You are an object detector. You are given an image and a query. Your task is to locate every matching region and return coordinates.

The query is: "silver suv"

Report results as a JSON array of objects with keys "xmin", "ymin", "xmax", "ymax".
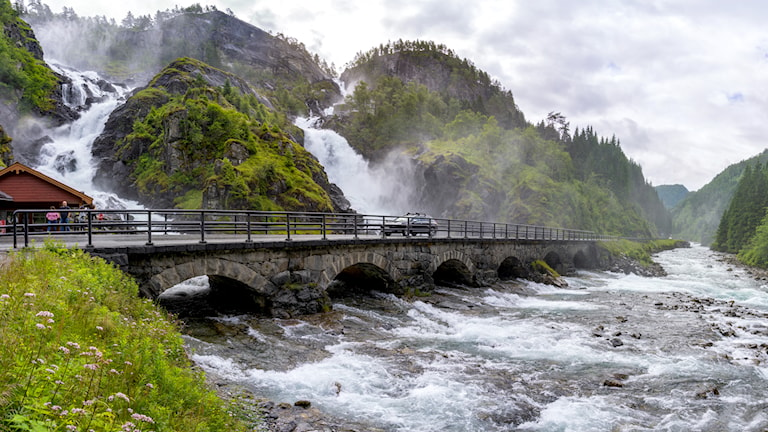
[{"xmin": 383, "ymin": 212, "xmax": 437, "ymax": 236}]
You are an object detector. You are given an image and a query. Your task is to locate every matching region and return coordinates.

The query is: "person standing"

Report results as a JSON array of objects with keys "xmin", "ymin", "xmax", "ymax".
[
  {"xmin": 59, "ymin": 200, "xmax": 71, "ymax": 231},
  {"xmin": 46, "ymin": 206, "xmax": 60, "ymax": 232}
]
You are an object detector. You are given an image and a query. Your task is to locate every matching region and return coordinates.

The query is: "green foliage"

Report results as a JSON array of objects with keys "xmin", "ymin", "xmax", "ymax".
[
  {"xmin": 598, "ymin": 239, "xmax": 683, "ymax": 268},
  {"xmin": 121, "ymin": 59, "xmax": 334, "ymax": 211},
  {"xmin": 0, "ymin": 245, "xmax": 260, "ymax": 431},
  {"xmin": 562, "ymin": 126, "xmax": 672, "ymax": 236},
  {"xmin": 531, "ymin": 259, "xmax": 560, "ymax": 277},
  {"xmin": 712, "ymin": 163, "xmax": 768, "ymax": 253},
  {"xmin": 0, "ymin": 0, "xmax": 58, "ymax": 113},
  {"xmin": 738, "ymin": 211, "xmax": 768, "ymax": 268},
  {"xmin": 672, "ymin": 149, "xmax": 768, "ymax": 245},
  {"xmin": 335, "ymin": 49, "xmax": 666, "ymax": 236}
]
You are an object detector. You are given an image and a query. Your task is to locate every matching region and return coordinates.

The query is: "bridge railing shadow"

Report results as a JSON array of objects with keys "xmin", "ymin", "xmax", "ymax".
[{"xmin": 2, "ymin": 209, "xmax": 619, "ymax": 248}]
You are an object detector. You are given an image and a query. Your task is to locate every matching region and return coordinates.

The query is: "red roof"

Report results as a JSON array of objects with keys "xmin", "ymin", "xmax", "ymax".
[{"xmin": 0, "ymin": 162, "xmax": 93, "ymax": 208}]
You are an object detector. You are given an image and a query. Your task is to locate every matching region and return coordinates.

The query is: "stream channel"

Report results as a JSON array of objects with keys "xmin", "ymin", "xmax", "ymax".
[{"xmin": 166, "ymin": 245, "xmax": 768, "ymax": 431}]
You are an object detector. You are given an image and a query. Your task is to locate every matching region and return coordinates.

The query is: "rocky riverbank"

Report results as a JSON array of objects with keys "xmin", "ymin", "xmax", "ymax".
[{"xmin": 193, "ymin": 240, "xmax": 702, "ymax": 431}]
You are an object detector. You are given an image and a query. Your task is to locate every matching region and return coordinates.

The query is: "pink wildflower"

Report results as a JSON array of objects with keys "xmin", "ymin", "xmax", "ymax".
[
  {"xmin": 35, "ymin": 323, "xmax": 46, "ymax": 330},
  {"xmin": 145, "ymin": 383, "xmax": 154, "ymax": 389},
  {"xmin": 96, "ymin": 326, "xmax": 103, "ymax": 331},
  {"xmin": 36, "ymin": 311, "xmax": 54, "ymax": 318},
  {"xmin": 58, "ymin": 346, "xmax": 70, "ymax": 355},
  {"xmin": 131, "ymin": 413, "xmax": 154, "ymax": 423},
  {"xmin": 0, "ymin": 294, "xmax": 9, "ymax": 299},
  {"xmin": 24, "ymin": 293, "xmax": 35, "ymax": 297},
  {"xmin": 70, "ymin": 408, "xmax": 86, "ymax": 415},
  {"xmin": 66, "ymin": 341, "xmax": 80, "ymax": 349},
  {"xmin": 83, "ymin": 363, "xmax": 99, "ymax": 371}
]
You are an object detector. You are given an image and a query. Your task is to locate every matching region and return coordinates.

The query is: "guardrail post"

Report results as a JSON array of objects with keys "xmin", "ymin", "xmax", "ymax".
[
  {"xmin": 285, "ymin": 214, "xmax": 292, "ymax": 241},
  {"xmin": 146, "ymin": 210, "xmax": 154, "ymax": 246},
  {"xmin": 12, "ymin": 215, "xmax": 17, "ymax": 248},
  {"xmin": 23, "ymin": 215, "xmax": 29, "ymax": 247},
  {"xmin": 322, "ymin": 214, "xmax": 327, "ymax": 240},
  {"xmin": 447, "ymin": 219, "xmax": 451, "ymax": 239},
  {"xmin": 86, "ymin": 210, "xmax": 93, "ymax": 248},
  {"xmin": 381, "ymin": 216, "xmax": 386, "ymax": 239},
  {"xmin": 199, "ymin": 211, "xmax": 207, "ymax": 244},
  {"xmin": 354, "ymin": 215, "xmax": 359, "ymax": 239},
  {"xmin": 464, "ymin": 221, "xmax": 468, "ymax": 239},
  {"xmin": 246, "ymin": 213, "xmax": 253, "ymax": 243}
]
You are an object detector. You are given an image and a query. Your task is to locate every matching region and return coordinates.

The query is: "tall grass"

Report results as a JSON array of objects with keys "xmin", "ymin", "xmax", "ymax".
[{"xmin": 0, "ymin": 242, "xmax": 259, "ymax": 431}]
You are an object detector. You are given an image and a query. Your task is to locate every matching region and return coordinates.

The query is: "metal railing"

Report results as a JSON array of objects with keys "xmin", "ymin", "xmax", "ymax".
[{"xmin": 1, "ymin": 209, "xmax": 618, "ymax": 248}]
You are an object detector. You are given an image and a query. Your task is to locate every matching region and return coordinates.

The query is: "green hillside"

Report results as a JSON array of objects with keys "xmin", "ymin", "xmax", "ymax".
[{"xmin": 671, "ymin": 149, "xmax": 768, "ymax": 245}]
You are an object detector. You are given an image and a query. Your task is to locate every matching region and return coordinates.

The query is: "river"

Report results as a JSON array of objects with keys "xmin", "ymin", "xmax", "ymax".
[{"xmin": 177, "ymin": 245, "xmax": 768, "ymax": 431}]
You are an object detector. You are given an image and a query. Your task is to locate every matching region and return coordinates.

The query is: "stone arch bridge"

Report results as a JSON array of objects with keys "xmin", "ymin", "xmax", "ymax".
[{"xmin": 89, "ymin": 237, "xmax": 601, "ymax": 318}]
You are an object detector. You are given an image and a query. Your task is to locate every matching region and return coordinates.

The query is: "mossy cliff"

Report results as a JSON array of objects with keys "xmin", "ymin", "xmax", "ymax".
[
  {"xmin": 92, "ymin": 57, "xmax": 348, "ymax": 211},
  {"xmin": 0, "ymin": 0, "xmax": 77, "ymax": 140}
]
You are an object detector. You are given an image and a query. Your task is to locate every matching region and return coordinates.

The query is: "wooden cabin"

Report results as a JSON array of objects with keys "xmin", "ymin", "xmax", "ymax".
[{"xmin": 0, "ymin": 162, "xmax": 93, "ymax": 227}]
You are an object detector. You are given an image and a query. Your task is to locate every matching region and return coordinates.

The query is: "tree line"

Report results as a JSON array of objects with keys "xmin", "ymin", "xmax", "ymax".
[{"xmin": 712, "ymin": 162, "xmax": 768, "ymax": 267}]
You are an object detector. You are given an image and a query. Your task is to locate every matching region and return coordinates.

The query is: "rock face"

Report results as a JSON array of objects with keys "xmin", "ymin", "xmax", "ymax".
[
  {"xmin": 340, "ymin": 49, "xmax": 525, "ymax": 130},
  {"xmin": 98, "ymin": 11, "xmax": 341, "ymax": 115},
  {"xmin": 91, "ymin": 57, "xmax": 348, "ymax": 212},
  {"xmin": 91, "ymin": 58, "xmax": 266, "ymax": 202},
  {"xmin": 0, "ymin": 12, "xmax": 78, "ymax": 158}
]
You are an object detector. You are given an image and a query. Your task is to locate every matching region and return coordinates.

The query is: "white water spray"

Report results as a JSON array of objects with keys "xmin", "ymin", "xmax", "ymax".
[
  {"xmin": 295, "ymin": 115, "xmax": 419, "ymax": 216},
  {"xmin": 32, "ymin": 63, "xmax": 139, "ymax": 209}
]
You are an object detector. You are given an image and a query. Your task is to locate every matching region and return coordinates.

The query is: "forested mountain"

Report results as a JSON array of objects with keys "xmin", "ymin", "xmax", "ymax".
[
  {"xmin": 21, "ymin": 1, "xmax": 340, "ymax": 116},
  {"xmin": 655, "ymin": 184, "xmax": 689, "ymax": 209},
  {"xmin": 1, "ymin": 1, "xmax": 672, "ymax": 237},
  {"xmin": 712, "ymin": 163, "xmax": 768, "ymax": 253},
  {"xmin": 90, "ymin": 57, "xmax": 348, "ymax": 211},
  {"xmin": 710, "ymin": 161, "xmax": 768, "ymax": 268},
  {"xmin": 329, "ymin": 42, "xmax": 669, "ymax": 236},
  {"xmin": 671, "ymin": 149, "xmax": 768, "ymax": 245}
]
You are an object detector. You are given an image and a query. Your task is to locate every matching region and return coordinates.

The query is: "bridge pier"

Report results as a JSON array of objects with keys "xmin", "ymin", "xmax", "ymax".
[{"xmin": 90, "ymin": 238, "xmax": 600, "ymax": 318}]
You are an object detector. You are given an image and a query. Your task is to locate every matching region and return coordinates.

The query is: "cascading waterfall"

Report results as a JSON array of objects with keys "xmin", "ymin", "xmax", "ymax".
[
  {"xmin": 32, "ymin": 63, "xmax": 137, "ymax": 209},
  {"xmin": 295, "ymin": 91, "xmax": 419, "ymax": 215}
]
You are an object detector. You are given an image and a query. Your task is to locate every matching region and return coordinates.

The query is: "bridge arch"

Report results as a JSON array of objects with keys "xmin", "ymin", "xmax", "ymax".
[
  {"xmin": 433, "ymin": 259, "xmax": 475, "ymax": 287},
  {"xmin": 498, "ymin": 256, "xmax": 527, "ymax": 280},
  {"xmin": 148, "ymin": 258, "xmax": 269, "ymax": 298},
  {"xmin": 318, "ymin": 250, "xmax": 400, "ymax": 297},
  {"xmin": 326, "ymin": 262, "xmax": 396, "ymax": 297},
  {"xmin": 573, "ymin": 245, "xmax": 599, "ymax": 269},
  {"xmin": 543, "ymin": 250, "xmax": 564, "ymax": 274}
]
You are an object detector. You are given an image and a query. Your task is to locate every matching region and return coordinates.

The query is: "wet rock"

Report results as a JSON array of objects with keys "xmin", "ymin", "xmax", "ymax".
[
  {"xmin": 603, "ymin": 379, "xmax": 624, "ymax": 388},
  {"xmin": 294, "ymin": 400, "xmax": 312, "ymax": 408},
  {"xmin": 695, "ymin": 387, "xmax": 720, "ymax": 399},
  {"xmin": 610, "ymin": 338, "xmax": 624, "ymax": 347}
]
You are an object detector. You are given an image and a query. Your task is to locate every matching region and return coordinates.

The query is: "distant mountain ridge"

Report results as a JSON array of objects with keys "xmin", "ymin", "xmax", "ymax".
[
  {"xmin": 655, "ymin": 184, "xmax": 689, "ymax": 209},
  {"xmin": 671, "ymin": 149, "xmax": 768, "ymax": 245}
]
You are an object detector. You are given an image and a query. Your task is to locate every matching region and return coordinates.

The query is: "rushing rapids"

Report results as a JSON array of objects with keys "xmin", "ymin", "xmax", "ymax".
[{"xmin": 180, "ymin": 245, "xmax": 768, "ymax": 431}]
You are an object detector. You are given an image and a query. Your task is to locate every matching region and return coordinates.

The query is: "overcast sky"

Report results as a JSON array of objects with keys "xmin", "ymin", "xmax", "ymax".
[{"xmin": 40, "ymin": 0, "xmax": 768, "ymax": 191}]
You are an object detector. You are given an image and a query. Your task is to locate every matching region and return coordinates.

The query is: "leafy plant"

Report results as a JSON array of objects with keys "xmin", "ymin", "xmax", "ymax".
[{"xmin": 0, "ymin": 245, "xmax": 262, "ymax": 431}]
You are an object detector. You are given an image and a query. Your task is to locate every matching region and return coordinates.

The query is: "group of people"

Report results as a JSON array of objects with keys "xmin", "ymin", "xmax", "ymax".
[{"xmin": 45, "ymin": 201, "xmax": 101, "ymax": 232}]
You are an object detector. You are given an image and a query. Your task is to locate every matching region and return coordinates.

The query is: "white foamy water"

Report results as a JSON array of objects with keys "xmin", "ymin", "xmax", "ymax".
[
  {"xmin": 183, "ymin": 244, "xmax": 768, "ymax": 431},
  {"xmin": 295, "ymin": 116, "xmax": 416, "ymax": 215},
  {"xmin": 32, "ymin": 63, "xmax": 139, "ymax": 210}
]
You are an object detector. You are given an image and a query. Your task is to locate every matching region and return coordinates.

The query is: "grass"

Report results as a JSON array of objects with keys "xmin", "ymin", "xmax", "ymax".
[
  {"xmin": 597, "ymin": 238, "xmax": 684, "ymax": 267},
  {"xmin": 0, "ymin": 241, "xmax": 262, "ymax": 431}
]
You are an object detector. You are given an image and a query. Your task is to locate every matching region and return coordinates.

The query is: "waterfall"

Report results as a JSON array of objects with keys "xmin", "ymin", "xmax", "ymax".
[
  {"xmin": 33, "ymin": 63, "xmax": 138, "ymax": 209},
  {"xmin": 296, "ymin": 116, "xmax": 418, "ymax": 216}
]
